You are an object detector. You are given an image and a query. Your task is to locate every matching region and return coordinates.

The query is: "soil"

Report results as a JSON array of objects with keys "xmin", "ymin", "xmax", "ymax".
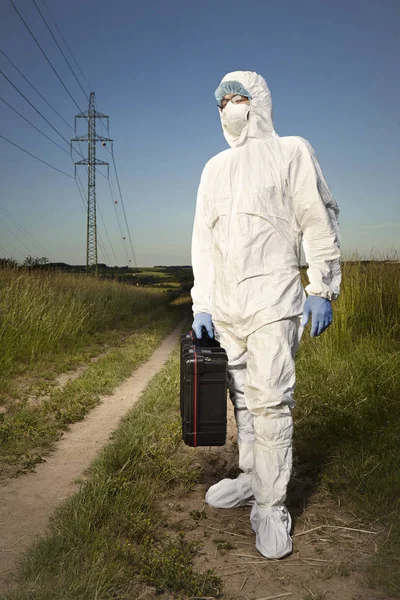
[
  {"xmin": 0, "ymin": 321, "xmax": 184, "ymax": 592},
  {"xmin": 159, "ymin": 403, "xmax": 393, "ymax": 600}
]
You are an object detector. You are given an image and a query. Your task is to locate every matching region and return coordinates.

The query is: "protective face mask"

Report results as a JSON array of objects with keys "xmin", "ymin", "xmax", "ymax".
[{"xmin": 221, "ymin": 101, "xmax": 250, "ymax": 136}]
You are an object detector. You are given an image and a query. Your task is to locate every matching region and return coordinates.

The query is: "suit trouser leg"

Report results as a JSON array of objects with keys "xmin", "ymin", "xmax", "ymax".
[
  {"xmin": 245, "ymin": 317, "xmax": 303, "ymax": 507},
  {"xmin": 214, "ymin": 324, "xmax": 254, "ymax": 474},
  {"xmin": 216, "ymin": 317, "xmax": 303, "ymax": 502},
  {"xmin": 212, "ymin": 317, "xmax": 303, "ymax": 556}
]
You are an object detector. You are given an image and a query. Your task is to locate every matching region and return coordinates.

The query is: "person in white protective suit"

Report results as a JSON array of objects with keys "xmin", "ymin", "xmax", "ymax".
[{"xmin": 190, "ymin": 71, "xmax": 341, "ymax": 559}]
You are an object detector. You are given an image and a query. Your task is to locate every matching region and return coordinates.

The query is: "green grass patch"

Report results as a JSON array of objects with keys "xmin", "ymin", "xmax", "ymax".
[
  {"xmin": 137, "ymin": 534, "xmax": 221, "ymax": 596},
  {"xmin": 0, "ymin": 268, "xmax": 168, "ymax": 387},
  {"xmin": 4, "ymin": 346, "xmax": 222, "ymax": 600},
  {"xmin": 134, "ymin": 271, "xmax": 171, "ymax": 279},
  {"xmin": 295, "ymin": 261, "xmax": 400, "ymax": 596},
  {"xmin": 0, "ymin": 305, "xmax": 183, "ymax": 478}
]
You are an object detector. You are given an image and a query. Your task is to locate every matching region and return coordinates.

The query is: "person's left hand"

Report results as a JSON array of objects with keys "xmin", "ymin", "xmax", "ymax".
[{"xmin": 302, "ymin": 296, "xmax": 332, "ymax": 337}]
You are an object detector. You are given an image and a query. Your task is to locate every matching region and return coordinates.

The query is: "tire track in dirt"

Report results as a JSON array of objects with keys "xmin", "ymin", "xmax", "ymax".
[{"xmin": 0, "ymin": 321, "xmax": 184, "ymax": 591}]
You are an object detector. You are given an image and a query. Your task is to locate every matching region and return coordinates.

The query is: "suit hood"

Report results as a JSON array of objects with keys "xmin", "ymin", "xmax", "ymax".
[{"xmin": 218, "ymin": 70, "xmax": 277, "ymax": 148}]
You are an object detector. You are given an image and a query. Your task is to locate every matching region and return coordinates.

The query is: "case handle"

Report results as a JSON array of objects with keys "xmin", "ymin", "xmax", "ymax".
[{"xmin": 192, "ymin": 327, "xmax": 220, "ymax": 348}]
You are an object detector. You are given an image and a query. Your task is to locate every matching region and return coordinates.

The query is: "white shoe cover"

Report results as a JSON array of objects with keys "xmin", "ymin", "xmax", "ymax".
[
  {"xmin": 205, "ymin": 472, "xmax": 254, "ymax": 508},
  {"xmin": 250, "ymin": 503, "xmax": 292, "ymax": 559}
]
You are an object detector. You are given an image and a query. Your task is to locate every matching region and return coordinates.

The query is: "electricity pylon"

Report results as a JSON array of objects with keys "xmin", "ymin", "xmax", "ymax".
[{"xmin": 71, "ymin": 92, "xmax": 112, "ymax": 274}]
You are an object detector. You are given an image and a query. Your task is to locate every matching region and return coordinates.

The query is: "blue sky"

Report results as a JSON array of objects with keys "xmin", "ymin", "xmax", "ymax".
[{"xmin": 0, "ymin": 0, "xmax": 399, "ymax": 266}]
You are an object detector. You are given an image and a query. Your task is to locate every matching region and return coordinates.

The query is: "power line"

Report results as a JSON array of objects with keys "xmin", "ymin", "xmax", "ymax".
[
  {"xmin": 97, "ymin": 238, "xmax": 109, "ymax": 265},
  {"xmin": 76, "ymin": 170, "xmax": 118, "ymax": 266},
  {"xmin": 100, "ymin": 139, "xmax": 137, "ymax": 267},
  {"xmin": 107, "ymin": 174, "xmax": 131, "ymax": 265},
  {"xmin": 9, "ymin": 0, "xmax": 84, "ymax": 114},
  {"xmin": 39, "ymin": 0, "xmax": 92, "ymax": 93},
  {"xmin": 96, "ymin": 203, "xmax": 118, "ymax": 266},
  {"xmin": 109, "ymin": 148, "xmax": 138, "ymax": 267},
  {"xmin": 0, "ymin": 201, "xmax": 48, "ymax": 257},
  {"xmin": 0, "ymin": 48, "xmax": 74, "ymax": 132},
  {"xmin": 32, "ymin": 0, "xmax": 89, "ymax": 101},
  {"xmin": 94, "ymin": 99, "xmax": 134, "ymax": 257},
  {"xmin": 95, "ymin": 97, "xmax": 109, "ymax": 136},
  {"xmin": 1, "ymin": 69, "xmax": 81, "ymax": 153},
  {"xmin": 0, "ymin": 133, "xmax": 74, "ymax": 178},
  {"xmin": 0, "ymin": 240, "xmax": 14, "ymax": 259},
  {"xmin": 74, "ymin": 169, "xmax": 87, "ymax": 212},
  {"xmin": 95, "ymin": 227, "xmax": 110, "ymax": 266},
  {"xmin": 1, "ymin": 68, "xmax": 86, "ymax": 166},
  {"xmin": 0, "ymin": 218, "xmax": 38, "ymax": 259},
  {"xmin": 0, "ymin": 94, "xmax": 69, "ymax": 155},
  {"xmin": 0, "ymin": 235, "xmax": 25, "ymax": 261}
]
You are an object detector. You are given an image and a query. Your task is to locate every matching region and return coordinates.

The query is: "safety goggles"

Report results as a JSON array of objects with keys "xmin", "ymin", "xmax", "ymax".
[{"xmin": 218, "ymin": 94, "xmax": 250, "ymax": 110}]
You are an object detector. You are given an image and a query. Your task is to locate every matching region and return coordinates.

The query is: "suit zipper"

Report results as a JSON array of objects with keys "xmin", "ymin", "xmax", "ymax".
[{"xmin": 226, "ymin": 151, "xmax": 235, "ymax": 317}]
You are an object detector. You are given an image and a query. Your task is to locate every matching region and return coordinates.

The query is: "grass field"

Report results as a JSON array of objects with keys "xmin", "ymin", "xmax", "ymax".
[
  {"xmin": 0, "ymin": 268, "xmax": 184, "ymax": 478},
  {"xmin": 134, "ymin": 271, "xmax": 170, "ymax": 278},
  {"xmin": 0, "ymin": 268, "xmax": 170, "ymax": 387},
  {"xmin": 2, "ymin": 260, "xmax": 399, "ymax": 598},
  {"xmin": 3, "ymin": 344, "xmax": 223, "ymax": 600},
  {"xmin": 118, "ymin": 271, "xmax": 170, "ymax": 279},
  {"xmin": 295, "ymin": 260, "xmax": 400, "ymax": 596}
]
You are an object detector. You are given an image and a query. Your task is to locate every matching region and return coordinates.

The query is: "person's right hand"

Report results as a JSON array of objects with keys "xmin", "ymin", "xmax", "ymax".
[{"xmin": 192, "ymin": 312, "xmax": 213, "ymax": 338}]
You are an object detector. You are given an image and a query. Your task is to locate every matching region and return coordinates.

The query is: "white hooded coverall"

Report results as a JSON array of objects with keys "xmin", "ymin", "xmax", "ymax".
[{"xmin": 191, "ymin": 71, "xmax": 341, "ymax": 558}]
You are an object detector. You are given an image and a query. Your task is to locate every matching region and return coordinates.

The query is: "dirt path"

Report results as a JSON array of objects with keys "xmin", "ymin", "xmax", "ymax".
[
  {"xmin": 161, "ymin": 404, "xmax": 392, "ymax": 600},
  {"xmin": 0, "ymin": 321, "xmax": 184, "ymax": 591}
]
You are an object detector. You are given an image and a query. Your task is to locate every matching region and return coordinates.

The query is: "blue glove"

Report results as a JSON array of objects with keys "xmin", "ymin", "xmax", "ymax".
[
  {"xmin": 302, "ymin": 296, "xmax": 332, "ymax": 337},
  {"xmin": 192, "ymin": 312, "xmax": 213, "ymax": 339}
]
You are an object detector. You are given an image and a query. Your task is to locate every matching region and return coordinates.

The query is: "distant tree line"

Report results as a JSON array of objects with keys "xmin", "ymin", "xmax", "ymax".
[
  {"xmin": 0, "ymin": 257, "xmax": 195, "ymax": 293},
  {"xmin": 0, "ymin": 256, "xmax": 49, "ymax": 269}
]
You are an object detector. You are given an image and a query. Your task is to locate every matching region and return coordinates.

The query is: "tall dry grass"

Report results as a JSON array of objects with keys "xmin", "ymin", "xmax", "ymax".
[
  {"xmin": 296, "ymin": 260, "xmax": 400, "ymax": 595},
  {"xmin": 0, "ymin": 268, "xmax": 166, "ymax": 379},
  {"xmin": 1, "ymin": 261, "xmax": 399, "ymax": 598},
  {"xmin": 330, "ymin": 261, "xmax": 399, "ymax": 340}
]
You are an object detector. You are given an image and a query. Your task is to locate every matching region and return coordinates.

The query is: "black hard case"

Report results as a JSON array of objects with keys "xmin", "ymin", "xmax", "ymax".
[{"xmin": 180, "ymin": 330, "xmax": 228, "ymax": 447}]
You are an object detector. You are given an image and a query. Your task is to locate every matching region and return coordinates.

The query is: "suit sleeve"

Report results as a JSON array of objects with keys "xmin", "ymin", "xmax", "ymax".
[
  {"xmin": 289, "ymin": 139, "xmax": 341, "ymax": 300},
  {"xmin": 190, "ymin": 170, "xmax": 214, "ymax": 316}
]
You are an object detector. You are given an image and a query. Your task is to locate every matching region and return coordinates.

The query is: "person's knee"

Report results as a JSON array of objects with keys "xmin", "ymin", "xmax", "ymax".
[
  {"xmin": 245, "ymin": 382, "xmax": 295, "ymax": 414},
  {"xmin": 253, "ymin": 411, "xmax": 293, "ymax": 449}
]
